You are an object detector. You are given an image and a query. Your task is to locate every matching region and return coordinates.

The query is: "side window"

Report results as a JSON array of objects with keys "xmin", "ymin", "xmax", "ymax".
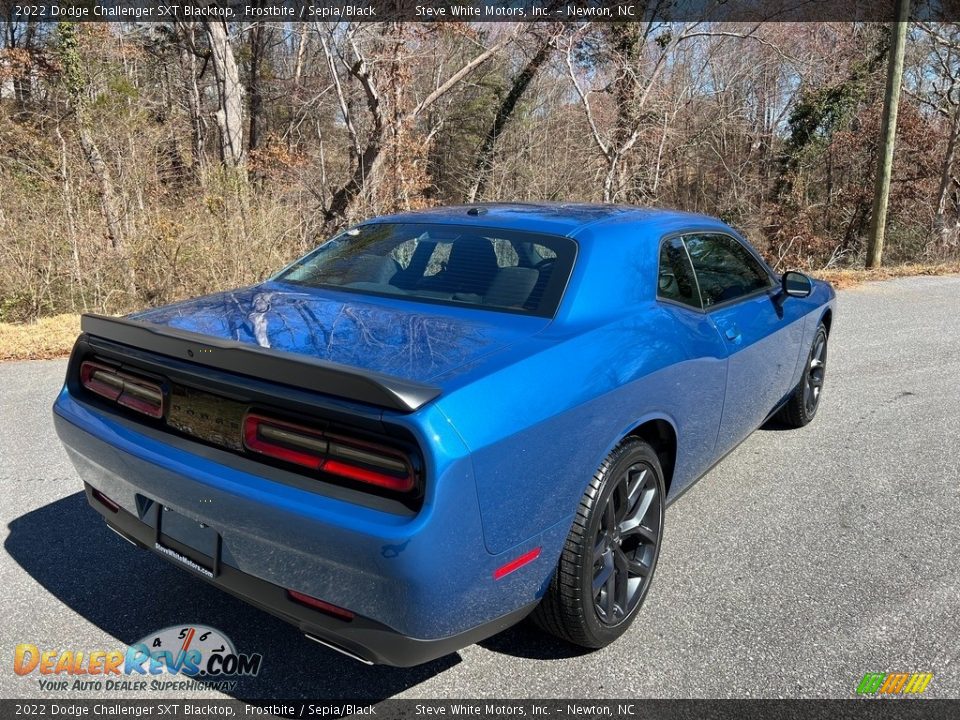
[
  {"xmin": 683, "ymin": 233, "xmax": 771, "ymax": 308},
  {"xmin": 658, "ymin": 237, "xmax": 701, "ymax": 309}
]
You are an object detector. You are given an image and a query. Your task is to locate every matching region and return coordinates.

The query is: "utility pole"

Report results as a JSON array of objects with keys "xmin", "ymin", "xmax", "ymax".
[{"xmin": 866, "ymin": 0, "xmax": 910, "ymax": 269}]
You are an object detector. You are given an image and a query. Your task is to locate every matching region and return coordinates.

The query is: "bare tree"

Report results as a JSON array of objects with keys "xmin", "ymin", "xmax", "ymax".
[
  {"xmin": 174, "ymin": 21, "xmax": 207, "ymax": 176},
  {"xmin": 56, "ymin": 22, "xmax": 137, "ymax": 299},
  {"xmin": 468, "ymin": 30, "xmax": 558, "ymax": 202},
  {"xmin": 914, "ymin": 22, "xmax": 960, "ymax": 249},
  {"xmin": 316, "ymin": 23, "xmax": 517, "ymax": 229},
  {"xmin": 203, "ymin": 18, "xmax": 245, "ymax": 169}
]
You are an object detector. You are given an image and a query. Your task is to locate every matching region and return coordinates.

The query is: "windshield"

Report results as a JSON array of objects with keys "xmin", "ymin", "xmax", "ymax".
[{"xmin": 274, "ymin": 223, "xmax": 577, "ymax": 318}]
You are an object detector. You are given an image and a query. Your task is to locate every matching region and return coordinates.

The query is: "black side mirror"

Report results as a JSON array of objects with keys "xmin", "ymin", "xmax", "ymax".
[{"xmin": 781, "ymin": 271, "xmax": 813, "ymax": 299}]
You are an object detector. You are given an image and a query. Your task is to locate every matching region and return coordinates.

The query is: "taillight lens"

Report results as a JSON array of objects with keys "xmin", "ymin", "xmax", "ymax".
[
  {"xmin": 286, "ymin": 589, "xmax": 354, "ymax": 621},
  {"xmin": 243, "ymin": 413, "xmax": 327, "ymax": 470},
  {"xmin": 80, "ymin": 361, "xmax": 164, "ymax": 419},
  {"xmin": 243, "ymin": 413, "xmax": 416, "ymax": 493}
]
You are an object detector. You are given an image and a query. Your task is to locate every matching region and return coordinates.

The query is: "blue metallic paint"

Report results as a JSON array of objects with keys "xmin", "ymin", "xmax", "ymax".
[{"xmin": 53, "ymin": 203, "xmax": 836, "ymax": 657}]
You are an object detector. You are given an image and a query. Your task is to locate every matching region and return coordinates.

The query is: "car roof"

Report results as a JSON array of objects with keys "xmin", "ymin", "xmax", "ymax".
[{"xmin": 363, "ymin": 202, "xmax": 724, "ymax": 239}]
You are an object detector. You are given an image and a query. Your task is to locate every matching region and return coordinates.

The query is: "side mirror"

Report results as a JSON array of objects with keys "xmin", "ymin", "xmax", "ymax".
[{"xmin": 781, "ymin": 271, "xmax": 813, "ymax": 299}]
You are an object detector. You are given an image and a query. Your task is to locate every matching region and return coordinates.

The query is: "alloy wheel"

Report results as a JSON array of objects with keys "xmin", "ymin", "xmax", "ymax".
[
  {"xmin": 804, "ymin": 332, "xmax": 827, "ymax": 416},
  {"xmin": 592, "ymin": 462, "xmax": 661, "ymax": 626}
]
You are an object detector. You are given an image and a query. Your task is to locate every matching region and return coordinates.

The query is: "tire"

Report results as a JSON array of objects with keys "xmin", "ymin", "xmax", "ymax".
[
  {"xmin": 777, "ymin": 322, "xmax": 828, "ymax": 428},
  {"xmin": 532, "ymin": 437, "xmax": 665, "ymax": 649}
]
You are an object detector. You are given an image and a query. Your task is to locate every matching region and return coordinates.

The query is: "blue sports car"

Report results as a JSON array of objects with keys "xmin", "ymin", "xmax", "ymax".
[{"xmin": 53, "ymin": 203, "xmax": 835, "ymax": 666}]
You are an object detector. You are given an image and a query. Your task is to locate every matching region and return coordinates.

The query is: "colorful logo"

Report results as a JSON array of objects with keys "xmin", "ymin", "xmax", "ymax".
[
  {"xmin": 14, "ymin": 625, "xmax": 262, "ymax": 691},
  {"xmin": 856, "ymin": 672, "xmax": 933, "ymax": 695}
]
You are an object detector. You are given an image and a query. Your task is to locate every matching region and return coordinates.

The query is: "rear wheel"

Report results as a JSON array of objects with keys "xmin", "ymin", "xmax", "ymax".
[
  {"xmin": 532, "ymin": 438, "xmax": 664, "ymax": 648},
  {"xmin": 777, "ymin": 322, "xmax": 828, "ymax": 428}
]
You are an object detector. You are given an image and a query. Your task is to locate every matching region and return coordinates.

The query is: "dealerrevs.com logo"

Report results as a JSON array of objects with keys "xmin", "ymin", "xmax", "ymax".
[{"xmin": 14, "ymin": 625, "xmax": 262, "ymax": 693}]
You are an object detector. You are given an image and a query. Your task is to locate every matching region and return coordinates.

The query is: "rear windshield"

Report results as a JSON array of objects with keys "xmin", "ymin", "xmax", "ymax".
[{"xmin": 274, "ymin": 223, "xmax": 577, "ymax": 318}]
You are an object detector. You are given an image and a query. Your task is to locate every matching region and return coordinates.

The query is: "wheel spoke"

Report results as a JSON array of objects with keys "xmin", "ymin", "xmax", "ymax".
[
  {"xmin": 621, "ymin": 519, "xmax": 658, "ymax": 544},
  {"xmin": 629, "ymin": 556, "xmax": 651, "ymax": 578},
  {"xmin": 593, "ymin": 533, "xmax": 607, "ymax": 565},
  {"xmin": 604, "ymin": 496, "xmax": 616, "ymax": 533},
  {"xmin": 593, "ymin": 535, "xmax": 607, "ymax": 564},
  {"xmin": 603, "ymin": 564, "xmax": 616, "ymax": 617},
  {"xmin": 593, "ymin": 551, "xmax": 613, "ymax": 595},
  {"xmin": 612, "ymin": 546, "xmax": 629, "ymax": 612},
  {"xmin": 612, "ymin": 476, "xmax": 629, "ymax": 525},
  {"xmin": 625, "ymin": 468, "xmax": 647, "ymax": 515}
]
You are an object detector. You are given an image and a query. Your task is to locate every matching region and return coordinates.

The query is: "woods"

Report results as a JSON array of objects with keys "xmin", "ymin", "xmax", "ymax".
[{"xmin": 2, "ymin": 19, "xmax": 960, "ymax": 322}]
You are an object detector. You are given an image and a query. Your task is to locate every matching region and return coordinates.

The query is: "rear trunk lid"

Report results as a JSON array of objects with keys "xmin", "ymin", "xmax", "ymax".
[{"xmin": 128, "ymin": 282, "xmax": 549, "ymax": 390}]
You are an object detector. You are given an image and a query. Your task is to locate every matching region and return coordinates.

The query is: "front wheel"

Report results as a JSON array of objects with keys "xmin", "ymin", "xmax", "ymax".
[
  {"xmin": 532, "ymin": 438, "xmax": 665, "ymax": 649},
  {"xmin": 777, "ymin": 322, "xmax": 828, "ymax": 428}
]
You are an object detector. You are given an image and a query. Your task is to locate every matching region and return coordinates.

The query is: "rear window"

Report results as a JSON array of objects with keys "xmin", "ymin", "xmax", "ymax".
[{"xmin": 274, "ymin": 223, "xmax": 577, "ymax": 318}]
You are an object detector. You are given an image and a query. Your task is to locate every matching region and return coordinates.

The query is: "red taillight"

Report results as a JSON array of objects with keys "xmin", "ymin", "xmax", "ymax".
[
  {"xmin": 243, "ymin": 414, "xmax": 327, "ymax": 470},
  {"xmin": 80, "ymin": 361, "xmax": 164, "ymax": 419},
  {"xmin": 287, "ymin": 589, "xmax": 355, "ymax": 621},
  {"xmin": 242, "ymin": 413, "xmax": 416, "ymax": 493}
]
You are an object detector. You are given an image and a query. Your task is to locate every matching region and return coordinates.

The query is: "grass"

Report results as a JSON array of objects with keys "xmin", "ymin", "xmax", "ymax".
[
  {"xmin": 0, "ymin": 314, "xmax": 80, "ymax": 361},
  {"xmin": 0, "ymin": 262, "xmax": 958, "ymax": 361}
]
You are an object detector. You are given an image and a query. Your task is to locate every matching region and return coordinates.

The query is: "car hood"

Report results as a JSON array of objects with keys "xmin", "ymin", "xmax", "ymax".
[{"xmin": 128, "ymin": 282, "xmax": 549, "ymax": 385}]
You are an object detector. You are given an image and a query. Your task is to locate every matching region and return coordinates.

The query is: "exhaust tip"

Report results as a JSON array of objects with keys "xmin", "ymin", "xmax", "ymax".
[
  {"xmin": 106, "ymin": 524, "xmax": 139, "ymax": 547},
  {"xmin": 304, "ymin": 634, "xmax": 374, "ymax": 666}
]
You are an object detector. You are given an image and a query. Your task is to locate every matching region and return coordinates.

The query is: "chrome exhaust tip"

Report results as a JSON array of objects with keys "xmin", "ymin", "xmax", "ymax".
[
  {"xmin": 304, "ymin": 633, "xmax": 374, "ymax": 665},
  {"xmin": 106, "ymin": 524, "xmax": 139, "ymax": 547}
]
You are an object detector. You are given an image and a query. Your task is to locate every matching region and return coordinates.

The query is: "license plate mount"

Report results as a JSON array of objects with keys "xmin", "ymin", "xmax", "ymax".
[{"xmin": 155, "ymin": 505, "xmax": 221, "ymax": 578}]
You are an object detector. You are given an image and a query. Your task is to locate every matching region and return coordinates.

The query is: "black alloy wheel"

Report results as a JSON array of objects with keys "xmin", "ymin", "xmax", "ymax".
[
  {"xmin": 778, "ymin": 321, "xmax": 829, "ymax": 428},
  {"xmin": 532, "ymin": 438, "xmax": 665, "ymax": 649},
  {"xmin": 592, "ymin": 461, "xmax": 661, "ymax": 625}
]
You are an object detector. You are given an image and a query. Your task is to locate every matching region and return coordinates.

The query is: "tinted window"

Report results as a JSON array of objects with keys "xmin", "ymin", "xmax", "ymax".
[
  {"xmin": 658, "ymin": 237, "xmax": 701, "ymax": 309},
  {"xmin": 274, "ymin": 223, "xmax": 576, "ymax": 318},
  {"xmin": 683, "ymin": 233, "xmax": 771, "ymax": 307}
]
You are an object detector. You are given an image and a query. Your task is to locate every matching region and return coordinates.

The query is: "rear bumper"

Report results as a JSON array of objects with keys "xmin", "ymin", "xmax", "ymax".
[
  {"xmin": 84, "ymin": 482, "xmax": 534, "ymax": 666},
  {"xmin": 53, "ymin": 389, "xmax": 554, "ymax": 665}
]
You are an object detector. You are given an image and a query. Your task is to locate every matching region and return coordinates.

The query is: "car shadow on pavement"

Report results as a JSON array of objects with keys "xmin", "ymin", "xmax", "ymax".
[
  {"xmin": 477, "ymin": 620, "xmax": 591, "ymax": 661},
  {"xmin": 758, "ymin": 417, "xmax": 795, "ymax": 432},
  {"xmin": 5, "ymin": 492, "xmax": 458, "ymax": 700}
]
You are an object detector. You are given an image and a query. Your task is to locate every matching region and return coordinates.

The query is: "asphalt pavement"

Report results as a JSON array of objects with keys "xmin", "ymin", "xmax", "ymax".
[{"xmin": 1, "ymin": 275, "xmax": 959, "ymax": 700}]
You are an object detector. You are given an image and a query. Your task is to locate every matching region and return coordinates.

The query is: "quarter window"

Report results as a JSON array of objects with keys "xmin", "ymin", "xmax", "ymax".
[
  {"xmin": 683, "ymin": 233, "xmax": 771, "ymax": 307},
  {"xmin": 658, "ymin": 237, "xmax": 701, "ymax": 309}
]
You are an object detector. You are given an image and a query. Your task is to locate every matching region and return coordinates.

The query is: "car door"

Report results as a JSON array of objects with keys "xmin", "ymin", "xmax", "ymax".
[
  {"xmin": 682, "ymin": 232, "xmax": 806, "ymax": 456},
  {"xmin": 655, "ymin": 236, "xmax": 729, "ymax": 494}
]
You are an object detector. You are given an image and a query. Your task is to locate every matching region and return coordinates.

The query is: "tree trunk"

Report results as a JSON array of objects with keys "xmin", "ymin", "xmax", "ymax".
[
  {"xmin": 286, "ymin": 23, "xmax": 309, "ymax": 149},
  {"xmin": 247, "ymin": 18, "xmax": 268, "ymax": 154},
  {"xmin": 57, "ymin": 22, "xmax": 137, "ymax": 300},
  {"xmin": 175, "ymin": 21, "xmax": 206, "ymax": 176},
  {"xmin": 203, "ymin": 18, "xmax": 245, "ymax": 169},
  {"xmin": 935, "ymin": 101, "xmax": 960, "ymax": 245},
  {"xmin": 866, "ymin": 0, "xmax": 909, "ymax": 269},
  {"xmin": 76, "ymin": 123, "xmax": 136, "ymax": 298},
  {"xmin": 467, "ymin": 38, "xmax": 552, "ymax": 203}
]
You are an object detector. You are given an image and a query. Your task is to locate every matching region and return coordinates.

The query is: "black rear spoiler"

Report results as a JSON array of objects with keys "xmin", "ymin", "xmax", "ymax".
[{"xmin": 80, "ymin": 314, "xmax": 441, "ymax": 413}]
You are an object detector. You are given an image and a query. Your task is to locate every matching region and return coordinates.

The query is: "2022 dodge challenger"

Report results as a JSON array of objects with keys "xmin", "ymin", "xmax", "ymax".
[{"xmin": 53, "ymin": 203, "xmax": 835, "ymax": 666}]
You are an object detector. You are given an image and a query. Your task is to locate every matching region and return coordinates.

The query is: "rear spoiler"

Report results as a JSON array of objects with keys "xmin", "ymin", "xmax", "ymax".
[{"xmin": 80, "ymin": 314, "xmax": 441, "ymax": 413}]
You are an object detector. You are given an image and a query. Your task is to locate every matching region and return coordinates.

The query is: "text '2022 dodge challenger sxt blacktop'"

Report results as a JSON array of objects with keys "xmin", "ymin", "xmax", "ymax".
[{"xmin": 53, "ymin": 203, "xmax": 835, "ymax": 666}]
